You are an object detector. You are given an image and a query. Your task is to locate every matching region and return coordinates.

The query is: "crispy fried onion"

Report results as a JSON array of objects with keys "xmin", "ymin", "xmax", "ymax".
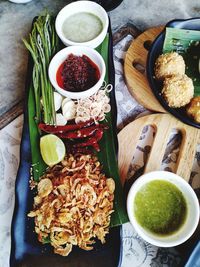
[{"xmin": 28, "ymin": 154, "xmax": 115, "ymax": 256}]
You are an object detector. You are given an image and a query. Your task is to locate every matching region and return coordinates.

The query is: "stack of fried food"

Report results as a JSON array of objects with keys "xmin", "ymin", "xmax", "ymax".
[
  {"xmin": 155, "ymin": 51, "xmax": 200, "ymax": 122},
  {"xmin": 154, "ymin": 52, "xmax": 194, "ymax": 108}
]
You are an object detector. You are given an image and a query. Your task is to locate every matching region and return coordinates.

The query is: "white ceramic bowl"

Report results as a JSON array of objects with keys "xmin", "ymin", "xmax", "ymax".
[
  {"xmin": 55, "ymin": 1, "xmax": 109, "ymax": 48},
  {"xmin": 127, "ymin": 171, "xmax": 200, "ymax": 247},
  {"xmin": 48, "ymin": 46, "xmax": 106, "ymax": 99}
]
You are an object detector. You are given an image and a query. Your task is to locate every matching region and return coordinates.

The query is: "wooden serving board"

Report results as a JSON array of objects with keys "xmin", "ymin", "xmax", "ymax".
[
  {"xmin": 124, "ymin": 26, "xmax": 165, "ymax": 113},
  {"xmin": 118, "ymin": 113, "xmax": 200, "ymax": 185}
]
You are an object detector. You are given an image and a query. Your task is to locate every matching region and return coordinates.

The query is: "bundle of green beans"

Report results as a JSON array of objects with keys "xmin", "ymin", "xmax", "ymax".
[{"xmin": 23, "ymin": 13, "xmax": 59, "ymax": 125}]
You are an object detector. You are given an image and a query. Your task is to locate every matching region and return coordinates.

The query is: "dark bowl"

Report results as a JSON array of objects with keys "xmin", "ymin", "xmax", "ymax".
[
  {"xmin": 91, "ymin": 0, "xmax": 123, "ymax": 11},
  {"xmin": 147, "ymin": 17, "xmax": 200, "ymax": 129}
]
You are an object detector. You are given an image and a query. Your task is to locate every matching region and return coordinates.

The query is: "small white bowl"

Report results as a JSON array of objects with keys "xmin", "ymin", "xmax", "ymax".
[
  {"xmin": 55, "ymin": 1, "xmax": 109, "ymax": 48},
  {"xmin": 127, "ymin": 171, "xmax": 200, "ymax": 247},
  {"xmin": 48, "ymin": 46, "xmax": 106, "ymax": 99}
]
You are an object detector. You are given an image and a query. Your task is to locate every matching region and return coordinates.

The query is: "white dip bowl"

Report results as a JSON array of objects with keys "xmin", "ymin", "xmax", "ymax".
[
  {"xmin": 55, "ymin": 1, "xmax": 109, "ymax": 48},
  {"xmin": 127, "ymin": 171, "xmax": 200, "ymax": 247},
  {"xmin": 48, "ymin": 45, "xmax": 106, "ymax": 99}
]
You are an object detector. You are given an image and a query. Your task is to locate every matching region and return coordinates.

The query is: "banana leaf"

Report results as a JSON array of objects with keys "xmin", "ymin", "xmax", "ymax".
[
  {"xmin": 28, "ymin": 34, "xmax": 128, "ymax": 227},
  {"xmin": 163, "ymin": 27, "xmax": 200, "ymax": 96}
]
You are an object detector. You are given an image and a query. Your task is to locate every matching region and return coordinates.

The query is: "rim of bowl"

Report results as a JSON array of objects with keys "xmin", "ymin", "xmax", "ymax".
[
  {"xmin": 48, "ymin": 46, "xmax": 106, "ymax": 99},
  {"xmin": 8, "ymin": 0, "xmax": 32, "ymax": 2},
  {"xmin": 127, "ymin": 171, "xmax": 200, "ymax": 247},
  {"xmin": 55, "ymin": 1, "xmax": 109, "ymax": 48}
]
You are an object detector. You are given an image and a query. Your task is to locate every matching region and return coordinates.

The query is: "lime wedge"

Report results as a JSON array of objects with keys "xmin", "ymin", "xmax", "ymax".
[{"xmin": 40, "ymin": 134, "xmax": 66, "ymax": 167}]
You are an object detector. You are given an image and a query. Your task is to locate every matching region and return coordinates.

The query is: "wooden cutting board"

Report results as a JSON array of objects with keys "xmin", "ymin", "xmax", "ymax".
[
  {"xmin": 124, "ymin": 26, "xmax": 166, "ymax": 113},
  {"xmin": 118, "ymin": 113, "xmax": 200, "ymax": 185}
]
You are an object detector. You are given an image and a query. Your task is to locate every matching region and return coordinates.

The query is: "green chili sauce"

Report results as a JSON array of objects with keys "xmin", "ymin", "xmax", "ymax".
[{"xmin": 134, "ymin": 180, "xmax": 187, "ymax": 236}]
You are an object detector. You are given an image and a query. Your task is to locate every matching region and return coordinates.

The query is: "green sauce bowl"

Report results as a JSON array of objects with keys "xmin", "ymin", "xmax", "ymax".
[{"xmin": 127, "ymin": 171, "xmax": 200, "ymax": 247}]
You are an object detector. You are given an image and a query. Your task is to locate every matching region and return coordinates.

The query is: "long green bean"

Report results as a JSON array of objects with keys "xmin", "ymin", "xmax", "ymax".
[{"xmin": 23, "ymin": 13, "xmax": 58, "ymax": 125}]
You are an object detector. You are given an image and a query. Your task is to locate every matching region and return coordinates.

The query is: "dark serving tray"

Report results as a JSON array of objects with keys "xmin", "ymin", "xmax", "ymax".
[
  {"xmin": 10, "ymin": 20, "xmax": 122, "ymax": 267},
  {"xmin": 147, "ymin": 17, "xmax": 200, "ymax": 129}
]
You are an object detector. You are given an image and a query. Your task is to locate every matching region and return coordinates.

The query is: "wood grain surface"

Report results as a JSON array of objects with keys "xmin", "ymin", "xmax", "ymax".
[
  {"xmin": 118, "ymin": 113, "xmax": 200, "ymax": 185},
  {"xmin": 124, "ymin": 26, "xmax": 166, "ymax": 113}
]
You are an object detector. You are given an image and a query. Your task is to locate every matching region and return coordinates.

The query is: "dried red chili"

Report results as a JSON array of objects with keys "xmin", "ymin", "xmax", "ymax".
[
  {"xmin": 56, "ymin": 124, "xmax": 108, "ymax": 139},
  {"xmin": 73, "ymin": 129, "xmax": 104, "ymax": 152},
  {"xmin": 74, "ymin": 137, "xmax": 100, "ymax": 151},
  {"xmin": 38, "ymin": 121, "xmax": 107, "ymax": 152},
  {"xmin": 38, "ymin": 120, "xmax": 94, "ymax": 134}
]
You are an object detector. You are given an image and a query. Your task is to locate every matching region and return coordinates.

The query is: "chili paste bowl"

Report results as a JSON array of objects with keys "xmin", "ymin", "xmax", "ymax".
[
  {"xmin": 55, "ymin": 1, "xmax": 109, "ymax": 48},
  {"xmin": 48, "ymin": 45, "xmax": 106, "ymax": 99},
  {"xmin": 127, "ymin": 171, "xmax": 200, "ymax": 247}
]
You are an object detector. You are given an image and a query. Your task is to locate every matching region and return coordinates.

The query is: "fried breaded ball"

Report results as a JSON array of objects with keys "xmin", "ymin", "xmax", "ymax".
[
  {"xmin": 186, "ymin": 96, "xmax": 200, "ymax": 123},
  {"xmin": 162, "ymin": 74, "xmax": 194, "ymax": 108},
  {"xmin": 155, "ymin": 52, "xmax": 185, "ymax": 80}
]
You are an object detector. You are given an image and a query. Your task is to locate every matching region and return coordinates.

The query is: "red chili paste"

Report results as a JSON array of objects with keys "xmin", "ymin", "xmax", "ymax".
[{"xmin": 56, "ymin": 53, "xmax": 100, "ymax": 92}]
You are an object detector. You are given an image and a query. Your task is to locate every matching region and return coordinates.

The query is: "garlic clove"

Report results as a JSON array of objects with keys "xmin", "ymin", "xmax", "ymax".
[
  {"xmin": 56, "ymin": 113, "xmax": 67, "ymax": 125},
  {"xmin": 62, "ymin": 100, "xmax": 76, "ymax": 120},
  {"xmin": 62, "ymin": 97, "xmax": 71, "ymax": 109},
  {"xmin": 54, "ymin": 92, "xmax": 63, "ymax": 111}
]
